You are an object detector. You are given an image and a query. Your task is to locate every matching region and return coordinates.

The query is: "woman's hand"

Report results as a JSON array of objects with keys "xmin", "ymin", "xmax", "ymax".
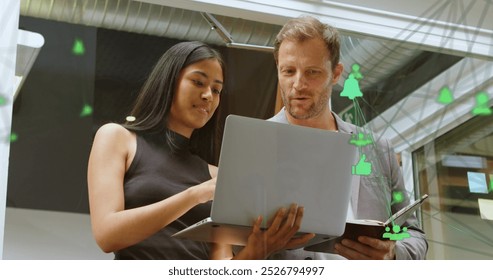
[
  {"xmin": 235, "ymin": 204, "xmax": 315, "ymax": 259},
  {"xmin": 191, "ymin": 177, "xmax": 216, "ymax": 204}
]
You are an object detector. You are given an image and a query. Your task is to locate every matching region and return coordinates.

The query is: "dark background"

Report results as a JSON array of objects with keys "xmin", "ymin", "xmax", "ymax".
[{"xmin": 8, "ymin": 16, "xmax": 278, "ymax": 214}]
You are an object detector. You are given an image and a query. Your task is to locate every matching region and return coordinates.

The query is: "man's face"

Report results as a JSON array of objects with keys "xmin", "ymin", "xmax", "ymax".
[{"xmin": 277, "ymin": 37, "xmax": 342, "ymax": 120}]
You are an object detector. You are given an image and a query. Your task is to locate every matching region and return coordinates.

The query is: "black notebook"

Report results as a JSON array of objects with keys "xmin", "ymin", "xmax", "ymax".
[{"xmin": 304, "ymin": 194, "xmax": 428, "ymax": 253}]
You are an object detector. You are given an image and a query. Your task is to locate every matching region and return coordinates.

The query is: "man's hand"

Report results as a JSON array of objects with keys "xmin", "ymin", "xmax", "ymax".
[
  {"xmin": 334, "ymin": 236, "xmax": 396, "ymax": 260},
  {"xmin": 236, "ymin": 204, "xmax": 315, "ymax": 259}
]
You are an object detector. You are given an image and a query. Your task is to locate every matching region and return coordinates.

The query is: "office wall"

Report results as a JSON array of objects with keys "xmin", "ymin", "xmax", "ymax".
[{"xmin": 8, "ymin": 17, "xmax": 96, "ymax": 214}]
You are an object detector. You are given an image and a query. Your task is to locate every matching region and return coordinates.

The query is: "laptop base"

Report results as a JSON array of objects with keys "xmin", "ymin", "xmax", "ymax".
[{"xmin": 173, "ymin": 219, "xmax": 337, "ymax": 249}]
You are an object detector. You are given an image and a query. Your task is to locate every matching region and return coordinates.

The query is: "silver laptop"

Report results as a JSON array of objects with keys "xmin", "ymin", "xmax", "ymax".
[{"xmin": 172, "ymin": 114, "xmax": 358, "ymax": 247}]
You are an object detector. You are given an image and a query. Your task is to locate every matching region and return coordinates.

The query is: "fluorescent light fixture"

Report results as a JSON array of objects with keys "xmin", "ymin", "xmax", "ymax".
[
  {"xmin": 441, "ymin": 154, "xmax": 487, "ymax": 169},
  {"xmin": 14, "ymin": 29, "xmax": 44, "ymax": 100}
]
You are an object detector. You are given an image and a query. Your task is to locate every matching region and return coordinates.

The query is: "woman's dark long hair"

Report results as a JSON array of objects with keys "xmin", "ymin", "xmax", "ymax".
[{"xmin": 123, "ymin": 41, "xmax": 225, "ymax": 163}]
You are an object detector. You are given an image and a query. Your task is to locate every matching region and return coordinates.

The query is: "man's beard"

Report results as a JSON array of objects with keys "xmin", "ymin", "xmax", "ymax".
[{"xmin": 281, "ymin": 88, "xmax": 331, "ymax": 120}]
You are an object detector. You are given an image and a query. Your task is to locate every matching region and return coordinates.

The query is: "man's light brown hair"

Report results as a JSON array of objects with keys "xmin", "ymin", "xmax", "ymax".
[{"xmin": 274, "ymin": 15, "xmax": 341, "ymax": 70}]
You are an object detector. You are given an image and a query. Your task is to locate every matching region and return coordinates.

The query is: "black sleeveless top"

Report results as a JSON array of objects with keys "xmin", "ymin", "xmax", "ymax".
[{"xmin": 114, "ymin": 130, "xmax": 213, "ymax": 259}]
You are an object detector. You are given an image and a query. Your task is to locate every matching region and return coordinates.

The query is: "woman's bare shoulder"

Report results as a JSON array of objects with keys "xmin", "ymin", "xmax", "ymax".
[
  {"xmin": 96, "ymin": 123, "xmax": 131, "ymax": 137},
  {"xmin": 93, "ymin": 123, "xmax": 135, "ymax": 146}
]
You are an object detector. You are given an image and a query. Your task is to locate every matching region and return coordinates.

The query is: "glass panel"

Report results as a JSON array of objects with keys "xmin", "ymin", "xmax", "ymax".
[{"xmin": 414, "ymin": 113, "xmax": 493, "ymax": 259}]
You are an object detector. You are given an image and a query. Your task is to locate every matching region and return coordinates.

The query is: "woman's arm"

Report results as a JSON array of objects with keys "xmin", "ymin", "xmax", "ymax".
[
  {"xmin": 87, "ymin": 123, "xmax": 215, "ymax": 253},
  {"xmin": 208, "ymin": 164, "xmax": 218, "ymax": 178}
]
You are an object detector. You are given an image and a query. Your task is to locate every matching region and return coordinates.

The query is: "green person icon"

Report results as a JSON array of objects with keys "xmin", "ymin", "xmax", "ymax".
[
  {"xmin": 393, "ymin": 225, "xmax": 401, "ymax": 233},
  {"xmin": 394, "ymin": 225, "xmax": 410, "ymax": 240},
  {"xmin": 340, "ymin": 74, "xmax": 363, "ymax": 100},
  {"xmin": 383, "ymin": 226, "xmax": 392, "ymax": 239},
  {"xmin": 471, "ymin": 92, "xmax": 492, "ymax": 116},
  {"xmin": 352, "ymin": 153, "xmax": 372, "ymax": 176},
  {"xmin": 351, "ymin": 64, "xmax": 363, "ymax": 80},
  {"xmin": 400, "ymin": 226, "xmax": 411, "ymax": 238},
  {"xmin": 349, "ymin": 132, "xmax": 373, "ymax": 147}
]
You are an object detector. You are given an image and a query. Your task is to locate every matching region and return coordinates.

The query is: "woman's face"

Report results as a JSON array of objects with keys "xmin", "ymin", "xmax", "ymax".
[{"xmin": 168, "ymin": 58, "xmax": 223, "ymax": 137}]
